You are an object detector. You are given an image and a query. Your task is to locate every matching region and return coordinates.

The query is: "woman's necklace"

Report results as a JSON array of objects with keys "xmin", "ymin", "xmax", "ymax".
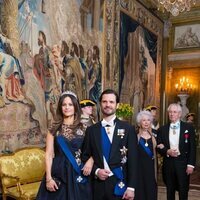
[
  {"xmin": 140, "ymin": 130, "xmax": 150, "ymax": 147},
  {"xmin": 145, "ymin": 139, "xmax": 148, "ymax": 147}
]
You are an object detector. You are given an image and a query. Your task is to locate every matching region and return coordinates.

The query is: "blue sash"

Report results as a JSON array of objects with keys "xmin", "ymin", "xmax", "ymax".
[
  {"xmin": 139, "ymin": 138, "xmax": 154, "ymax": 159},
  {"xmin": 101, "ymin": 127, "xmax": 127, "ymax": 196},
  {"xmin": 101, "ymin": 127, "xmax": 111, "ymax": 161},
  {"xmin": 57, "ymin": 135, "xmax": 87, "ymax": 183}
]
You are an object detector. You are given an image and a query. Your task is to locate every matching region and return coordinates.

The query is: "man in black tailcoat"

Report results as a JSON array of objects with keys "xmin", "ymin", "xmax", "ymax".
[
  {"xmin": 82, "ymin": 89, "xmax": 138, "ymax": 200},
  {"xmin": 157, "ymin": 103, "xmax": 196, "ymax": 200}
]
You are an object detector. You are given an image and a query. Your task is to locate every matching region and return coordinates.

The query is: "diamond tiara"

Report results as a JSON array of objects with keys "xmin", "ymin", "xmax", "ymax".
[{"xmin": 61, "ymin": 91, "xmax": 77, "ymax": 99}]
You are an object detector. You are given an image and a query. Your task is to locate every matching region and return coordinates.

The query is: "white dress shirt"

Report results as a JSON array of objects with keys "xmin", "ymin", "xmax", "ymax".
[
  {"xmin": 169, "ymin": 121, "xmax": 194, "ymax": 168},
  {"xmin": 169, "ymin": 121, "xmax": 180, "ymax": 155},
  {"xmin": 99, "ymin": 115, "xmax": 116, "ymax": 176}
]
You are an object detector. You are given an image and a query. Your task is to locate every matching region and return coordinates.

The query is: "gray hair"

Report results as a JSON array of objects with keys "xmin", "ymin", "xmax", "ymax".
[
  {"xmin": 136, "ymin": 110, "xmax": 153, "ymax": 125},
  {"xmin": 167, "ymin": 103, "xmax": 182, "ymax": 114}
]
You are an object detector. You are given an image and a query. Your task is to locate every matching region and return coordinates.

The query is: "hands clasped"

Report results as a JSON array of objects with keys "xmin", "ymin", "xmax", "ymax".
[
  {"xmin": 167, "ymin": 148, "xmax": 179, "ymax": 157},
  {"xmin": 97, "ymin": 169, "xmax": 111, "ymax": 180},
  {"xmin": 157, "ymin": 143, "xmax": 164, "ymax": 149}
]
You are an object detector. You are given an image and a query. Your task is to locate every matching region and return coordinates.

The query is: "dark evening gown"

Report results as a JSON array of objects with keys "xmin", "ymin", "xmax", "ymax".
[
  {"xmin": 136, "ymin": 137, "xmax": 157, "ymax": 200},
  {"xmin": 36, "ymin": 124, "xmax": 92, "ymax": 200}
]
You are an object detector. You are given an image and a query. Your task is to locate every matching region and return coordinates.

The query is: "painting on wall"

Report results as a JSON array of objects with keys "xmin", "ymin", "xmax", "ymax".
[
  {"xmin": 172, "ymin": 21, "xmax": 200, "ymax": 51},
  {"xmin": 0, "ymin": 0, "xmax": 104, "ymax": 154}
]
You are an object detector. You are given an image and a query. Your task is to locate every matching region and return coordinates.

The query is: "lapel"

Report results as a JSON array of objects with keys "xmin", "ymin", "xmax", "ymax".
[
  {"xmin": 165, "ymin": 124, "xmax": 170, "ymax": 148},
  {"xmin": 179, "ymin": 121, "xmax": 185, "ymax": 149},
  {"xmin": 109, "ymin": 119, "xmax": 121, "ymax": 162},
  {"xmin": 94, "ymin": 122, "xmax": 103, "ymax": 162}
]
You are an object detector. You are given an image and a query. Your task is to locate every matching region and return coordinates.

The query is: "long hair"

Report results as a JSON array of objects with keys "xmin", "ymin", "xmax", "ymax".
[
  {"xmin": 61, "ymin": 40, "xmax": 69, "ymax": 55},
  {"xmin": 78, "ymin": 44, "xmax": 84, "ymax": 59},
  {"xmin": 72, "ymin": 42, "xmax": 79, "ymax": 57},
  {"xmin": 93, "ymin": 45, "xmax": 100, "ymax": 60},
  {"xmin": 49, "ymin": 93, "xmax": 81, "ymax": 134},
  {"xmin": 39, "ymin": 30, "xmax": 46, "ymax": 45}
]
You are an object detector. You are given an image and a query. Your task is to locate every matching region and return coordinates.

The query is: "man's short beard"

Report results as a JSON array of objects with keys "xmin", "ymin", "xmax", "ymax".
[{"xmin": 102, "ymin": 110, "xmax": 115, "ymax": 117}]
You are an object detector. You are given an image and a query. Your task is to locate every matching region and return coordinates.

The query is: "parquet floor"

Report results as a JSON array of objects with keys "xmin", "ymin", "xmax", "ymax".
[
  {"xmin": 158, "ymin": 167, "xmax": 200, "ymax": 200},
  {"xmin": 158, "ymin": 187, "xmax": 200, "ymax": 200}
]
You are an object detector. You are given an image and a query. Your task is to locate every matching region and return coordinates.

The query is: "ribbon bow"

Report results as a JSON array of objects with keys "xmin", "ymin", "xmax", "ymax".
[{"xmin": 170, "ymin": 122, "xmax": 180, "ymax": 129}]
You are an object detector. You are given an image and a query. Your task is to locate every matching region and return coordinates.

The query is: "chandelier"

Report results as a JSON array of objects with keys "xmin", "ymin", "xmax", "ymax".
[{"xmin": 158, "ymin": 0, "xmax": 196, "ymax": 16}]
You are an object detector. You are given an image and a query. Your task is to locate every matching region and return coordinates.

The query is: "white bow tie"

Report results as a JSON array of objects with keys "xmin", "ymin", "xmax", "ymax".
[{"xmin": 101, "ymin": 120, "xmax": 114, "ymax": 127}]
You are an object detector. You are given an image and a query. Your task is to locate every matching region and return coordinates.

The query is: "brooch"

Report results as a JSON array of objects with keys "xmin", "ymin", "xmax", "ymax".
[
  {"xmin": 120, "ymin": 146, "xmax": 128, "ymax": 164},
  {"xmin": 76, "ymin": 128, "xmax": 84, "ymax": 136},
  {"xmin": 118, "ymin": 181, "xmax": 125, "ymax": 189},
  {"xmin": 75, "ymin": 149, "xmax": 82, "ymax": 165},
  {"xmin": 117, "ymin": 129, "xmax": 125, "ymax": 139},
  {"xmin": 184, "ymin": 130, "xmax": 189, "ymax": 143},
  {"xmin": 76, "ymin": 176, "xmax": 83, "ymax": 183}
]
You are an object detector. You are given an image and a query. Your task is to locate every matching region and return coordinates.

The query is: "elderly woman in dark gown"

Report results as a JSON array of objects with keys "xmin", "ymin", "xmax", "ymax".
[{"xmin": 135, "ymin": 110, "xmax": 157, "ymax": 200}]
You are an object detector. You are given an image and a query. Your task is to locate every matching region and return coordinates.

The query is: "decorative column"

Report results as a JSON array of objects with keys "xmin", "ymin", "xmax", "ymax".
[
  {"xmin": 80, "ymin": 5, "xmax": 89, "ymax": 32},
  {"xmin": 92, "ymin": 0, "xmax": 100, "ymax": 30},
  {"xmin": 102, "ymin": 0, "xmax": 119, "ymax": 90},
  {"xmin": 161, "ymin": 19, "xmax": 171, "ymax": 124}
]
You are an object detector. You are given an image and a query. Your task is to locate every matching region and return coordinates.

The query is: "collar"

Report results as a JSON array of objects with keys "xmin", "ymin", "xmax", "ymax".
[
  {"xmin": 101, "ymin": 115, "xmax": 116, "ymax": 127},
  {"xmin": 170, "ymin": 121, "xmax": 180, "ymax": 129},
  {"xmin": 81, "ymin": 114, "xmax": 90, "ymax": 119}
]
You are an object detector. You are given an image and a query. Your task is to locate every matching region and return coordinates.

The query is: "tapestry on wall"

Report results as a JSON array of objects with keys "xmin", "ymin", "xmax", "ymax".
[
  {"xmin": 0, "ymin": 0, "xmax": 103, "ymax": 153},
  {"xmin": 120, "ymin": 13, "xmax": 157, "ymax": 114}
]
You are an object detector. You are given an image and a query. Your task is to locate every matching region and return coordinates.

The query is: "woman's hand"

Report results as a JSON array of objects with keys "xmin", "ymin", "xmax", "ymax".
[
  {"xmin": 82, "ymin": 157, "xmax": 94, "ymax": 176},
  {"xmin": 157, "ymin": 143, "xmax": 164, "ymax": 149},
  {"xmin": 46, "ymin": 178, "xmax": 58, "ymax": 192}
]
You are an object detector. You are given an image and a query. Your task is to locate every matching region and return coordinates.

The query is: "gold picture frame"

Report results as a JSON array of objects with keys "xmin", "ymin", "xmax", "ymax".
[{"xmin": 171, "ymin": 21, "xmax": 200, "ymax": 52}]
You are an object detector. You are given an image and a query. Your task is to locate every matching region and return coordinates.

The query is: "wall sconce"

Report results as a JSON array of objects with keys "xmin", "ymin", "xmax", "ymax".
[{"xmin": 175, "ymin": 76, "xmax": 193, "ymax": 94}]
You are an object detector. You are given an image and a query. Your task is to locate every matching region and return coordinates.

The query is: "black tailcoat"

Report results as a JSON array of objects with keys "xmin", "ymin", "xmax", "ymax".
[
  {"xmin": 82, "ymin": 118, "xmax": 138, "ymax": 199},
  {"xmin": 157, "ymin": 121, "xmax": 196, "ymax": 200}
]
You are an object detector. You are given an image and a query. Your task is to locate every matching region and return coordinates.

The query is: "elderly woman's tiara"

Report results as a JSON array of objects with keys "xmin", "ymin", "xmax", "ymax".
[{"xmin": 61, "ymin": 91, "xmax": 77, "ymax": 99}]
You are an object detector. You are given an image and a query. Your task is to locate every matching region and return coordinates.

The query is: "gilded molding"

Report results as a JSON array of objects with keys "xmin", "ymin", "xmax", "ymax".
[
  {"xmin": 120, "ymin": 0, "xmax": 163, "ymax": 36},
  {"xmin": 103, "ymin": 0, "xmax": 116, "ymax": 89}
]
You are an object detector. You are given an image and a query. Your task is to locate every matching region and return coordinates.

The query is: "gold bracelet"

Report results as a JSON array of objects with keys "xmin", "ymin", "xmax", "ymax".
[{"xmin": 46, "ymin": 178, "xmax": 53, "ymax": 183}]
